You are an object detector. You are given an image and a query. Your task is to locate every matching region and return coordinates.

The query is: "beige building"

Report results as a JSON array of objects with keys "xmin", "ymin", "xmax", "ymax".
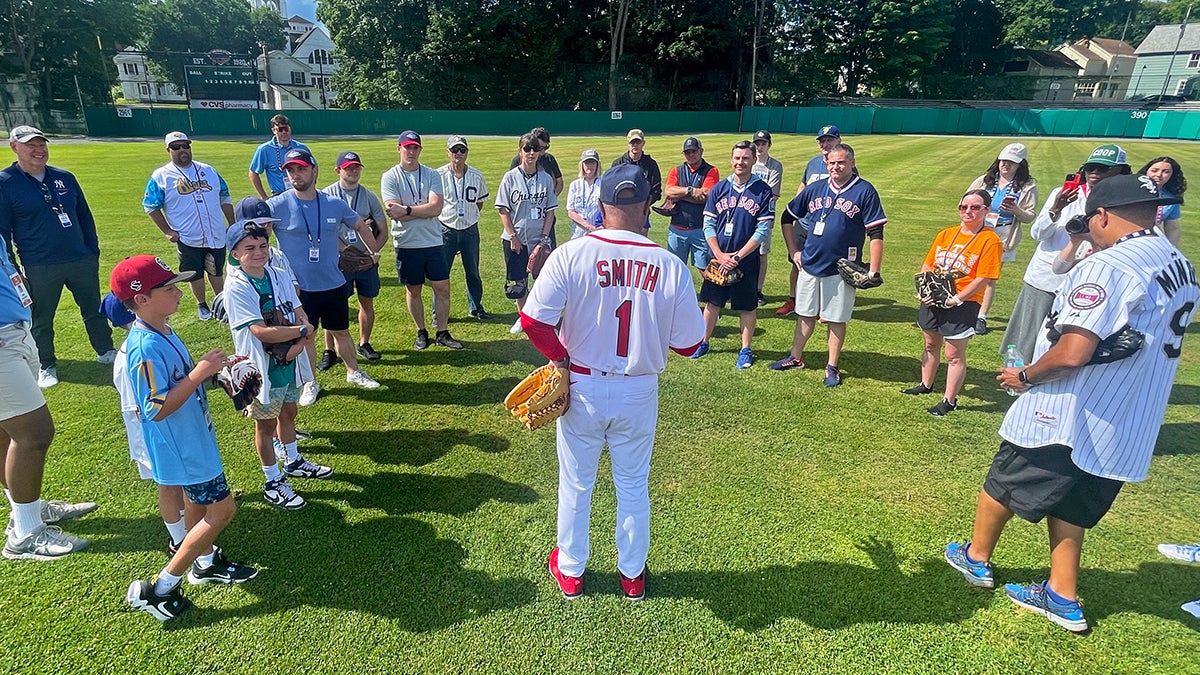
[{"xmin": 1055, "ymin": 37, "xmax": 1138, "ymax": 101}]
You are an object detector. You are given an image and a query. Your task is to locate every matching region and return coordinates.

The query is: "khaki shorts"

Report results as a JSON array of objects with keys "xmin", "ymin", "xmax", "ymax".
[
  {"xmin": 794, "ymin": 268, "xmax": 855, "ymax": 323},
  {"xmin": 0, "ymin": 321, "xmax": 46, "ymax": 421},
  {"xmin": 246, "ymin": 383, "xmax": 300, "ymax": 420}
]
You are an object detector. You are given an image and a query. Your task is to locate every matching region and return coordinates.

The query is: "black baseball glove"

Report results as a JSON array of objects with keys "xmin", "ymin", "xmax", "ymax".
[
  {"xmin": 914, "ymin": 270, "xmax": 958, "ymax": 308},
  {"xmin": 1045, "ymin": 314, "xmax": 1145, "ymax": 364},
  {"xmin": 262, "ymin": 308, "xmax": 300, "ymax": 366},
  {"xmin": 214, "ymin": 356, "xmax": 263, "ymax": 412},
  {"xmin": 837, "ymin": 258, "xmax": 882, "ymax": 289}
]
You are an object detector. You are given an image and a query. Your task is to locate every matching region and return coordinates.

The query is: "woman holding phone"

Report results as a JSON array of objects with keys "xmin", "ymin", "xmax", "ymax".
[{"xmin": 967, "ymin": 143, "xmax": 1038, "ymax": 335}]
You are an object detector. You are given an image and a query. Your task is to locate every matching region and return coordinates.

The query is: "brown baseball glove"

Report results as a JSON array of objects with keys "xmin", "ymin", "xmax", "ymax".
[
  {"xmin": 702, "ymin": 259, "xmax": 743, "ymax": 287},
  {"xmin": 527, "ymin": 238, "xmax": 553, "ymax": 276},
  {"xmin": 914, "ymin": 270, "xmax": 960, "ymax": 309},
  {"xmin": 261, "ymin": 307, "xmax": 299, "ymax": 366},
  {"xmin": 504, "ymin": 364, "xmax": 569, "ymax": 430},
  {"xmin": 837, "ymin": 258, "xmax": 883, "ymax": 289},
  {"xmin": 338, "ymin": 246, "xmax": 376, "ymax": 274}
]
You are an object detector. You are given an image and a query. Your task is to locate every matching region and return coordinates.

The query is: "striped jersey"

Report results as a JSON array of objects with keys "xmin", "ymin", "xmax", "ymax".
[{"xmin": 999, "ymin": 234, "xmax": 1198, "ymax": 481}]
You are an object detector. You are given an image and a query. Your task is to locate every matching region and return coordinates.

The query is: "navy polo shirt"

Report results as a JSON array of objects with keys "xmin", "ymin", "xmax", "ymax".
[{"xmin": 0, "ymin": 162, "xmax": 100, "ymax": 266}]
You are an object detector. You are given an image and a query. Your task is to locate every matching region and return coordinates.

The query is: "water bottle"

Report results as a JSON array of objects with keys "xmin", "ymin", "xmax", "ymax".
[{"xmin": 1004, "ymin": 344, "xmax": 1024, "ymax": 396}]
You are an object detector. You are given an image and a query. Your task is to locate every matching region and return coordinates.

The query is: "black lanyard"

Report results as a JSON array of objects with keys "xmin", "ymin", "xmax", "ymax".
[
  {"xmin": 338, "ymin": 185, "xmax": 360, "ymax": 212},
  {"xmin": 294, "ymin": 192, "xmax": 322, "ymax": 245},
  {"xmin": 133, "ymin": 320, "xmax": 203, "ymax": 405},
  {"xmin": 402, "ymin": 168, "xmax": 422, "ymax": 204}
]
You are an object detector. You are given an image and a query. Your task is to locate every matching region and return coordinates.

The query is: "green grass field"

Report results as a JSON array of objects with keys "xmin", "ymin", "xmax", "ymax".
[{"xmin": 1, "ymin": 133, "xmax": 1197, "ymax": 673}]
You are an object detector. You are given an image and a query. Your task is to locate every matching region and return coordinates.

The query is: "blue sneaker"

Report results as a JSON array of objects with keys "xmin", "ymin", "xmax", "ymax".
[
  {"xmin": 736, "ymin": 348, "xmax": 753, "ymax": 369},
  {"xmin": 823, "ymin": 365, "xmax": 842, "ymax": 387},
  {"xmin": 690, "ymin": 342, "xmax": 709, "ymax": 359},
  {"xmin": 1004, "ymin": 581, "xmax": 1088, "ymax": 632},
  {"xmin": 944, "ymin": 541, "xmax": 994, "ymax": 588}
]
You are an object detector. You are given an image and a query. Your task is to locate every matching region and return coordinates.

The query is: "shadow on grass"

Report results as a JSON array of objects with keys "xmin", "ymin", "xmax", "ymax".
[
  {"xmin": 1154, "ymin": 422, "xmax": 1200, "ymax": 456},
  {"xmin": 303, "ymin": 470, "xmax": 539, "ymax": 516},
  {"xmin": 312, "ymin": 427, "xmax": 511, "ymax": 465},
  {"xmin": 1168, "ymin": 383, "xmax": 1200, "ymax": 406},
  {"xmin": 850, "ymin": 296, "xmax": 921, "ymax": 325},
  {"xmin": 168, "ymin": 504, "xmax": 537, "ymax": 632},
  {"xmin": 319, "ymin": 375, "xmax": 524, "ymax": 407},
  {"xmin": 831, "ymin": 350, "xmax": 1016, "ymax": 409}
]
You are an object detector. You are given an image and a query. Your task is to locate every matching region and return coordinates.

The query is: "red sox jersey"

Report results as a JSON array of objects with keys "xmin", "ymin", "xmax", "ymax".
[
  {"xmin": 523, "ymin": 230, "xmax": 705, "ymax": 375},
  {"xmin": 999, "ymin": 234, "xmax": 1198, "ymax": 481}
]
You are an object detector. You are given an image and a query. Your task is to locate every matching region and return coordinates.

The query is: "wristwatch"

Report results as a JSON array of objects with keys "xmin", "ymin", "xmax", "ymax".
[
  {"xmin": 405, "ymin": 205, "xmax": 412, "ymax": 217},
  {"xmin": 732, "ymin": 253, "xmax": 741, "ymax": 262},
  {"xmin": 687, "ymin": 186, "xmax": 694, "ymax": 197},
  {"xmin": 1018, "ymin": 369, "xmax": 1031, "ymax": 385},
  {"xmin": 298, "ymin": 325, "xmax": 309, "ymax": 339}
]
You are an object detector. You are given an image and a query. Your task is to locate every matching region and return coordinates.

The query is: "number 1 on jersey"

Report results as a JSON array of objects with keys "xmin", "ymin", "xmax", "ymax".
[{"xmin": 615, "ymin": 299, "xmax": 632, "ymax": 357}]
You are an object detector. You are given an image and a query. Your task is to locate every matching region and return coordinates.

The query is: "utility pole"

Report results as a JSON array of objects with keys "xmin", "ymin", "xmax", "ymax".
[{"xmin": 1160, "ymin": 5, "xmax": 1193, "ymax": 99}]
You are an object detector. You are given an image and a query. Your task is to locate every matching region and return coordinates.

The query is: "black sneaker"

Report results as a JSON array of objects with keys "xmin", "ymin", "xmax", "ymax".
[
  {"xmin": 187, "ymin": 550, "xmax": 259, "ymax": 585},
  {"xmin": 316, "ymin": 349, "xmax": 338, "ymax": 371},
  {"xmin": 295, "ymin": 428, "xmax": 311, "ymax": 440},
  {"xmin": 470, "ymin": 309, "xmax": 492, "ymax": 321},
  {"xmin": 928, "ymin": 398, "xmax": 958, "ymax": 417},
  {"xmin": 167, "ymin": 538, "xmax": 180, "ymax": 557},
  {"xmin": 126, "ymin": 578, "xmax": 192, "ymax": 621},
  {"xmin": 435, "ymin": 331, "xmax": 464, "ymax": 350},
  {"xmin": 414, "ymin": 329, "xmax": 430, "ymax": 350},
  {"xmin": 756, "ymin": 291, "xmax": 766, "ymax": 307},
  {"xmin": 357, "ymin": 342, "xmax": 381, "ymax": 361},
  {"xmin": 975, "ymin": 317, "xmax": 989, "ymax": 335},
  {"xmin": 901, "ymin": 383, "xmax": 934, "ymax": 395}
]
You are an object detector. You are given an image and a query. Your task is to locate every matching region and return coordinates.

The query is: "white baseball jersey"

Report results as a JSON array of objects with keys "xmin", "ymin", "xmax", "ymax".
[
  {"xmin": 1000, "ymin": 234, "xmax": 1198, "ymax": 481},
  {"xmin": 143, "ymin": 160, "xmax": 231, "ymax": 248},
  {"xmin": 113, "ymin": 339, "xmax": 153, "ymax": 480},
  {"xmin": 437, "ymin": 164, "xmax": 489, "ymax": 229},
  {"xmin": 524, "ymin": 229, "xmax": 705, "ymax": 375}
]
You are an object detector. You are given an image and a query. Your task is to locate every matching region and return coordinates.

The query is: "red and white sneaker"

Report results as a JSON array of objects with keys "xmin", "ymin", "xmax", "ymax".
[
  {"xmin": 619, "ymin": 566, "xmax": 647, "ymax": 601},
  {"xmin": 548, "ymin": 547, "xmax": 583, "ymax": 599}
]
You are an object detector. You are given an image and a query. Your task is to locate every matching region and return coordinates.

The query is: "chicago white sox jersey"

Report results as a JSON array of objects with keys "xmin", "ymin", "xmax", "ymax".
[
  {"xmin": 495, "ymin": 167, "xmax": 558, "ymax": 247},
  {"xmin": 523, "ymin": 230, "xmax": 705, "ymax": 376},
  {"xmin": 999, "ymin": 235, "xmax": 1198, "ymax": 481},
  {"xmin": 380, "ymin": 164, "xmax": 444, "ymax": 249},
  {"xmin": 143, "ymin": 160, "xmax": 231, "ymax": 248},
  {"xmin": 566, "ymin": 177, "xmax": 601, "ymax": 239},
  {"xmin": 437, "ymin": 164, "xmax": 489, "ymax": 230}
]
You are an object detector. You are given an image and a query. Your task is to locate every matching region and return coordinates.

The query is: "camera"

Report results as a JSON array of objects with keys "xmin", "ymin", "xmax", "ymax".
[{"xmin": 1064, "ymin": 214, "xmax": 1090, "ymax": 235}]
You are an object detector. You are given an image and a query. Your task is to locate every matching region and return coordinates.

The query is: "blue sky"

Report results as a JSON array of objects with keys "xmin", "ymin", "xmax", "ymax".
[{"xmin": 289, "ymin": 0, "xmax": 318, "ymax": 22}]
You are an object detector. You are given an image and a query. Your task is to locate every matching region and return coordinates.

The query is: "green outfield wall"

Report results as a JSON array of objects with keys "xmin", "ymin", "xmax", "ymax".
[
  {"xmin": 82, "ymin": 108, "xmax": 739, "ymax": 138},
  {"xmin": 740, "ymin": 106, "xmax": 1200, "ymax": 141}
]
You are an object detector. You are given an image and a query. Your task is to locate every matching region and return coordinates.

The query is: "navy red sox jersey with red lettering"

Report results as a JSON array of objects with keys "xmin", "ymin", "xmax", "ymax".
[
  {"xmin": 1000, "ymin": 234, "xmax": 1198, "ymax": 481},
  {"xmin": 523, "ymin": 229, "xmax": 705, "ymax": 376},
  {"xmin": 785, "ymin": 175, "xmax": 886, "ymax": 277}
]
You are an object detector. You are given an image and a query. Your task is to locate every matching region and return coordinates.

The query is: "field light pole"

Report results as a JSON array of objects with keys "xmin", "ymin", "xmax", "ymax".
[
  {"xmin": 1160, "ymin": 5, "xmax": 1193, "ymax": 99},
  {"xmin": 1134, "ymin": 64, "xmax": 1147, "ymax": 96}
]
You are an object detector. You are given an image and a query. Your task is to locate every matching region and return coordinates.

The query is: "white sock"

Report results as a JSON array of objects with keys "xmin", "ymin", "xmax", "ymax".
[
  {"xmin": 284, "ymin": 441, "xmax": 300, "ymax": 463},
  {"xmin": 11, "ymin": 500, "xmax": 43, "ymax": 540},
  {"xmin": 164, "ymin": 519, "xmax": 187, "ymax": 546},
  {"xmin": 978, "ymin": 313, "xmax": 987, "ymax": 320},
  {"xmin": 194, "ymin": 549, "xmax": 216, "ymax": 569},
  {"xmin": 262, "ymin": 464, "xmax": 282, "ymax": 482},
  {"xmin": 153, "ymin": 569, "xmax": 182, "ymax": 595},
  {"xmin": 3, "ymin": 488, "xmax": 12, "ymax": 506}
]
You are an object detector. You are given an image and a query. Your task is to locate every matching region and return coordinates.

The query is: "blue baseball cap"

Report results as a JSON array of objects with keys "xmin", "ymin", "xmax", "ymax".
[
  {"xmin": 100, "ymin": 292, "xmax": 135, "ymax": 328},
  {"xmin": 599, "ymin": 164, "xmax": 650, "ymax": 206},
  {"xmin": 234, "ymin": 196, "xmax": 278, "ymax": 224},
  {"xmin": 227, "ymin": 220, "xmax": 270, "ymax": 251},
  {"xmin": 282, "ymin": 148, "xmax": 315, "ymax": 168},
  {"xmin": 398, "ymin": 130, "xmax": 422, "ymax": 147},
  {"xmin": 816, "ymin": 125, "xmax": 841, "ymax": 140}
]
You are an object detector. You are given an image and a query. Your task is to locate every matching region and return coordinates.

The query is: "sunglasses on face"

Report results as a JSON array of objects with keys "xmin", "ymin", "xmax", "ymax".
[
  {"xmin": 521, "ymin": 146, "xmax": 541, "ymax": 153},
  {"xmin": 1082, "ymin": 164, "xmax": 1114, "ymax": 173},
  {"xmin": 958, "ymin": 204, "xmax": 985, "ymax": 211},
  {"xmin": 274, "ymin": 125, "xmax": 290, "ymax": 131},
  {"xmin": 450, "ymin": 147, "xmax": 468, "ymax": 154},
  {"xmin": 168, "ymin": 143, "xmax": 191, "ymax": 151}
]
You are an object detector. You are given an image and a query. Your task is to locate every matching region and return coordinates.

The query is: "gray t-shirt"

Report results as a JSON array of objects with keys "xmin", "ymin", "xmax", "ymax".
[
  {"xmin": 321, "ymin": 182, "xmax": 386, "ymax": 251},
  {"xmin": 380, "ymin": 164, "xmax": 444, "ymax": 250}
]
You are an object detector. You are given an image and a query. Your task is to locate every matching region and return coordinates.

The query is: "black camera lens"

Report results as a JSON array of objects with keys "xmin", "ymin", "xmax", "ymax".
[{"xmin": 1064, "ymin": 214, "xmax": 1090, "ymax": 235}]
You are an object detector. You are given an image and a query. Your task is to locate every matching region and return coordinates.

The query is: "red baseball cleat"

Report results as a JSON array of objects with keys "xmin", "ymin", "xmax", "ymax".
[
  {"xmin": 619, "ymin": 566, "xmax": 647, "ymax": 601},
  {"xmin": 548, "ymin": 547, "xmax": 583, "ymax": 598}
]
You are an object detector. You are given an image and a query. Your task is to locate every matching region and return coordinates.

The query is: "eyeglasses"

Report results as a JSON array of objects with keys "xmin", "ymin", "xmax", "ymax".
[
  {"xmin": 958, "ymin": 204, "xmax": 985, "ymax": 211},
  {"xmin": 274, "ymin": 125, "xmax": 290, "ymax": 131},
  {"xmin": 450, "ymin": 147, "xmax": 468, "ymax": 154},
  {"xmin": 1082, "ymin": 163, "xmax": 1114, "ymax": 173},
  {"xmin": 521, "ymin": 145, "xmax": 541, "ymax": 153},
  {"xmin": 168, "ymin": 143, "xmax": 191, "ymax": 151}
]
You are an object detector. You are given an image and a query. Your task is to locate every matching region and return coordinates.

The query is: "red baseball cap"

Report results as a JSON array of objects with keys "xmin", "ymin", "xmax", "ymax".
[{"xmin": 110, "ymin": 255, "xmax": 197, "ymax": 301}]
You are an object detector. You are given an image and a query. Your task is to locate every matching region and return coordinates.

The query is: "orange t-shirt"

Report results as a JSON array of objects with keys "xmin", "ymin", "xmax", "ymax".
[{"xmin": 923, "ymin": 225, "xmax": 1003, "ymax": 304}]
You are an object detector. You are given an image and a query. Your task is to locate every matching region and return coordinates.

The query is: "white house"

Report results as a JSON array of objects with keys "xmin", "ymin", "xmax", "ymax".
[
  {"xmin": 256, "ymin": 15, "xmax": 339, "ymax": 109},
  {"xmin": 112, "ymin": 47, "xmax": 186, "ymax": 104}
]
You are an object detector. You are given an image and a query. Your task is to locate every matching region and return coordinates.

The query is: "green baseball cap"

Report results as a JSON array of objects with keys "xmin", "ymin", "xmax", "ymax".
[{"xmin": 1085, "ymin": 144, "xmax": 1128, "ymax": 167}]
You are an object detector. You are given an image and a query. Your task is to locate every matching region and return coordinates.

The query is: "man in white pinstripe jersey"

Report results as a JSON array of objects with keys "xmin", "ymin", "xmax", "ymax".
[{"xmin": 944, "ymin": 174, "xmax": 1198, "ymax": 632}]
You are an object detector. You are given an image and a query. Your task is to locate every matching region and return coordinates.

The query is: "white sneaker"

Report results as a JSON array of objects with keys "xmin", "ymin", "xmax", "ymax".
[
  {"xmin": 1158, "ymin": 543, "xmax": 1200, "ymax": 563},
  {"xmin": 197, "ymin": 303, "xmax": 213, "ymax": 321},
  {"xmin": 37, "ymin": 367, "xmax": 58, "ymax": 389},
  {"xmin": 346, "ymin": 369, "xmax": 380, "ymax": 389},
  {"xmin": 41, "ymin": 499, "xmax": 98, "ymax": 524},
  {"xmin": 1184, "ymin": 600, "xmax": 1200, "ymax": 618},
  {"xmin": 2, "ymin": 524, "xmax": 89, "ymax": 560},
  {"xmin": 96, "ymin": 349, "xmax": 117, "ymax": 365},
  {"xmin": 510, "ymin": 318, "xmax": 524, "ymax": 334},
  {"xmin": 298, "ymin": 380, "xmax": 320, "ymax": 406}
]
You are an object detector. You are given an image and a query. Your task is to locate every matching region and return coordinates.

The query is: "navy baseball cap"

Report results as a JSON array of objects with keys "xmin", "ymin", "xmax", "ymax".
[
  {"xmin": 336, "ymin": 151, "xmax": 363, "ymax": 169},
  {"xmin": 753, "ymin": 130, "xmax": 772, "ymax": 144},
  {"xmin": 234, "ymin": 196, "xmax": 278, "ymax": 224},
  {"xmin": 398, "ymin": 130, "xmax": 422, "ymax": 147},
  {"xmin": 100, "ymin": 292, "xmax": 135, "ymax": 328},
  {"xmin": 227, "ymin": 220, "xmax": 271, "ymax": 251},
  {"xmin": 1085, "ymin": 174, "xmax": 1180, "ymax": 214},
  {"xmin": 816, "ymin": 125, "xmax": 841, "ymax": 139},
  {"xmin": 682, "ymin": 137, "xmax": 702, "ymax": 151},
  {"xmin": 599, "ymin": 164, "xmax": 650, "ymax": 206},
  {"xmin": 282, "ymin": 148, "xmax": 315, "ymax": 168}
]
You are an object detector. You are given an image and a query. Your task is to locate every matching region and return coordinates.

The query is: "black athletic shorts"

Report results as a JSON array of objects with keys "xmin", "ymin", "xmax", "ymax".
[
  {"xmin": 299, "ymin": 286, "xmax": 350, "ymax": 331},
  {"xmin": 177, "ymin": 242, "xmax": 225, "ymax": 278},
  {"xmin": 698, "ymin": 255, "xmax": 760, "ymax": 312},
  {"xmin": 983, "ymin": 440, "xmax": 1124, "ymax": 529},
  {"xmin": 918, "ymin": 300, "xmax": 980, "ymax": 339},
  {"xmin": 395, "ymin": 246, "xmax": 449, "ymax": 286}
]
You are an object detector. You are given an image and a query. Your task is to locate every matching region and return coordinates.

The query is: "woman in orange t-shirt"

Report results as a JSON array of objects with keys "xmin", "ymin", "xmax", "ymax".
[{"xmin": 904, "ymin": 189, "xmax": 1003, "ymax": 416}]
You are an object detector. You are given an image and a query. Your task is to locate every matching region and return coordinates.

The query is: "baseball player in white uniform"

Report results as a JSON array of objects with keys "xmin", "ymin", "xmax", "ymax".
[
  {"xmin": 520, "ymin": 164, "xmax": 706, "ymax": 601},
  {"xmin": 944, "ymin": 174, "xmax": 1198, "ymax": 632}
]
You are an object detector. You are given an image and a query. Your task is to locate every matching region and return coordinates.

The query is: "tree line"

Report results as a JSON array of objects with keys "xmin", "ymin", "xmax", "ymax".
[{"xmin": 2, "ymin": 0, "xmax": 1195, "ymax": 111}]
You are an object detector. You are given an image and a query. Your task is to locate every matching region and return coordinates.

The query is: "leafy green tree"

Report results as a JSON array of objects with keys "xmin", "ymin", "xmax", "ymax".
[{"xmin": 138, "ymin": 0, "xmax": 284, "ymax": 89}]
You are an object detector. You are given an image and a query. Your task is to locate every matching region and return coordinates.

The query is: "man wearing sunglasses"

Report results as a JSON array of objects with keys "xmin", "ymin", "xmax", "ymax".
[
  {"xmin": 0, "ymin": 125, "xmax": 115, "ymax": 389},
  {"xmin": 144, "ymin": 132, "xmax": 236, "ymax": 322},
  {"xmin": 1000, "ymin": 144, "xmax": 1131, "ymax": 364},
  {"xmin": 438, "ymin": 136, "xmax": 491, "ymax": 321},
  {"xmin": 249, "ymin": 114, "xmax": 310, "ymax": 200}
]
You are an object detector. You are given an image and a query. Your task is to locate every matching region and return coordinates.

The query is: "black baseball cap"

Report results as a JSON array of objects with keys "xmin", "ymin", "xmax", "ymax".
[
  {"xmin": 682, "ymin": 137, "xmax": 702, "ymax": 151},
  {"xmin": 753, "ymin": 130, "xmax": 772, "ymax": 144},
  {"xmin": 1085, "ymin": 174, "xmax": 1181, "ymax": 214}
]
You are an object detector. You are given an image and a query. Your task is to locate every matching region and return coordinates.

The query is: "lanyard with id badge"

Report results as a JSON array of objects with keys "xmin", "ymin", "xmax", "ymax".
[
  {"xmin": 812, "ymin": 183, "xmax": 837, "ymax": 237},
  {"xmin": 295, "ymin": 193, "xmax": 322, "ymax": 262},
  {"xmin": 36, "ymin": 178, "xmax": 72, "ymax": 229}
]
